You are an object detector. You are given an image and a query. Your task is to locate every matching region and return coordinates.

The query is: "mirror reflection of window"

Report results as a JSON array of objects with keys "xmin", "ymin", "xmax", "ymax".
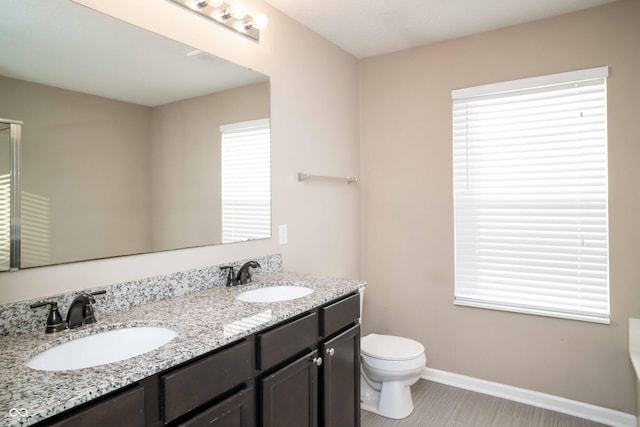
[
  {"xmin": 21, "ymin": 191, "xmax": 51, "ymax": 268},
  {"xmin": 220, "ymin": 119, "xmax": 271, "ymax": 243},
  {"xmin": 0, "ymin": 124, "xmax": 10, "ymax": 271}
]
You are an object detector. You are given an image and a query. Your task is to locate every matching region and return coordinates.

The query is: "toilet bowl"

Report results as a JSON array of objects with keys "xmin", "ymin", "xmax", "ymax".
[{"xmin": 360, "ymin": 333, "xmax": 426, "ymax": 419}]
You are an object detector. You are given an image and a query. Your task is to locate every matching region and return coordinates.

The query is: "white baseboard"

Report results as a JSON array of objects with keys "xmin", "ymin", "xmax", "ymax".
[{"xmin": 422, "ymin": 368, "xmax": 636, "ymax": 427}]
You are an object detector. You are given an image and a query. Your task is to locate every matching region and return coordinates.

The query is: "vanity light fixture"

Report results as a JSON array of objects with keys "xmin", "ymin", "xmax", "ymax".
[{"xmin": 171, "ymin": 0, "xmax": 268, "ymax": 42}]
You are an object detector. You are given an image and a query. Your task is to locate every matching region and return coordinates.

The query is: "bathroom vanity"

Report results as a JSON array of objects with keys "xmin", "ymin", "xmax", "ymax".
[{"xmin": 0, "ymin": 267, "xmax": 364, "ymax": 427}]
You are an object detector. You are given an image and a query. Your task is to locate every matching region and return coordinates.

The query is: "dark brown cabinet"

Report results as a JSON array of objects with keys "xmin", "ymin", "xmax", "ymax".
[
  {"xmin": 162, "ymin": 339, "xmax": 253, "ymax": 423},
  {"xmin": 49, "ymin": 385, "xmax": 145, "ymax": 427},
  {"xmin": 258, "ymin": 292, "xmax": 361, "ymax": 427},
  {"xmin": 35, "ymin": 291, "xmax": 361, "ymax": 427},
  {"xmin": 177, "ymin": 387, "xmax": 254, "ymax": 427},
  {"xmin": 257, "ymin": 312, "xmax": 319, "ymax": 371},
  {"xmin": 320, "ymin": 293, "xmax": 360, "ymax": 337},
  {"xmin": 321, "ymin": 325, "xmax": 361, "ymax": 427},
  {"xmin": 261, "ymin": 350, "xmax": 320, "ymax": 427}
]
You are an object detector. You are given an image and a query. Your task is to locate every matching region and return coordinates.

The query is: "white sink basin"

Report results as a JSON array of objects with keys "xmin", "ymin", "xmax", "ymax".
[
  {"xmin": 236, "ymin": 285, "xmax": 313, "ymax": 303},
  {"xmin": 27, "ymin": 326, "xmax": 177, "ymax": 371}
]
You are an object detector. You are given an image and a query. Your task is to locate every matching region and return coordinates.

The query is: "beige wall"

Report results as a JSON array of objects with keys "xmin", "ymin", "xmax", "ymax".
[
  {"xmin": 360, "ymin": 0, "xmax": 640, "ymax": 414},
  {"xmin": 0, "ymin": 76, "xmax": 152, "ymax": 266},
  {"xmin": 3, "ymin": 0, "xmax": 632, "ymax": 415},
  {"xmin": 0, "ymin": 0, "xmax": 360, "ymax": 302},
  {"xmin": 151, "ymin": 82, "xmax": 270, "ymax": 250}
]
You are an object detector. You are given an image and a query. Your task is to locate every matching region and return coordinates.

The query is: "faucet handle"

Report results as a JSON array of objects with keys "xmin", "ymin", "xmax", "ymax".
[
  {"xmin": 220, "ymin": 266, "xmax": 236, "ymax": 286},
  {"xmin": 30, "ymin": 301, "xmax": 67, "ymax": 333}
]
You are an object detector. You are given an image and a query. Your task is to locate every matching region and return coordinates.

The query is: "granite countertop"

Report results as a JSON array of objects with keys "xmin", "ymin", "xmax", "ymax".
[{"xmin": 0, "ymin": 271, "xmax": 365, "ymax": 427}]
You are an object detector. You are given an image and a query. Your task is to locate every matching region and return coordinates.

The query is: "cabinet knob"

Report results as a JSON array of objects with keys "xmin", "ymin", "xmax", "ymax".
[
  {"xmin": 326, "ymin": 348, "xmax": 335, "ymax": 356},
  {"xmin": 312, "ymin": 356, "xmax": 323, "ymax": 366}
]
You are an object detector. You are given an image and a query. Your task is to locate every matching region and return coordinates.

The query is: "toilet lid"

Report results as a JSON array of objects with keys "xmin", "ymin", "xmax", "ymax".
[{"xmin": 361, "ymin": 334, "xmax": 424, "ymax": 361}]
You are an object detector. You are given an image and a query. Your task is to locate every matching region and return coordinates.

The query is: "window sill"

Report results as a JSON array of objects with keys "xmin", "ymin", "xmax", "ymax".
[{"xmin": 453, "ymin": 299, "xmax": 610, "ymax": 325}]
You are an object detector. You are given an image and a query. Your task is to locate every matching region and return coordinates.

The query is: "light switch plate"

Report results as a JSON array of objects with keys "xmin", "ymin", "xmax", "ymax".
[{"xmin": 279, "ymin": 224, "xmax": 287, "ymax": 244}]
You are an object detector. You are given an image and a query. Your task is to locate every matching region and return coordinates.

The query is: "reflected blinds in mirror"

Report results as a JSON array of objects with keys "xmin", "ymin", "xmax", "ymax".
[
  {"xmin": 21, "ymin": 192, "xmax": 51, "ymax": 268},
  {"xmin": 221, "ymin": 119, "xmax": 271, "ymax": 243}
]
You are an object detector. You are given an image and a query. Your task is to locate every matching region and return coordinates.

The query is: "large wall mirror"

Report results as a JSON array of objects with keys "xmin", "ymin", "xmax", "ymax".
[{"xmin": 0, "ymin": 0, "xmax": 271, "ymax": 271}]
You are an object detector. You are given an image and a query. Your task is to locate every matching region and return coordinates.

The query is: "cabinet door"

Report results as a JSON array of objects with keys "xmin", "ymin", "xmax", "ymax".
[
  {"xmin": 178, "ymin": 387, "xmax": 254, "ymax": 427},
  {"xmin": 261, "ymin": 350, "xmax": 319, "ymax": 427},
  {"xmin": 321, "ymin": 325, "xmax": 360, "ymax": 427}
]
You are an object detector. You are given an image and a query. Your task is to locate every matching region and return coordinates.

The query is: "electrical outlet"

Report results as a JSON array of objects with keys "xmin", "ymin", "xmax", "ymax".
[{"xmin": 279, "ymin": 224, "xmax": 287, "ymax": 244}]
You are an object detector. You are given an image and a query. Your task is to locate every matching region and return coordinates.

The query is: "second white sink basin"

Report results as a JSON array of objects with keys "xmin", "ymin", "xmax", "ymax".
[
  {"xmin": 236, "ymin": 285, "xmax": 313, "ymax": 303},
  {"xmin": 27, "ymin": 326, "xmax": 177, "ymax": 371}
]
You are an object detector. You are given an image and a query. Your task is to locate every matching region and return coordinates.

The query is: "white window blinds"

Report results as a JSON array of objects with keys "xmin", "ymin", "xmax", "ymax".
[
  {"xmin": 221, "ymin": 119, "xmax": 271, "ymax": 243},
  {"xmin": 452, "ymin": 66, "xmax": 610, "ymax": 323}
]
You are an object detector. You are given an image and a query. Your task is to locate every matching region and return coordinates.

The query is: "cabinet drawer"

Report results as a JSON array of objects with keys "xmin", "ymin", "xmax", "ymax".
[
  {"xmin": 163, "ymin": 339, "xmax": 253, "ymax": 423},
  {"xmin": 258, "ymin": 312, "xmax": 318, "ymax": 371},
  {"xmin": 321, "ymin": 292, "xmax": 360, "ymax": 337},
  {"xmin": 51, "ymin": 385, "xmax": 144, "ymax": 427},
  {"xmin": 178, "ymin": 386, "xmax": 254, "ymax": 427}
]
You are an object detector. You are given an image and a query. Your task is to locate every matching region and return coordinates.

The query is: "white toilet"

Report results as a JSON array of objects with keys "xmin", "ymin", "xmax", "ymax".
[{"xmin": 359, "ymin": 289, "xmax": 427, "ymax": 419}]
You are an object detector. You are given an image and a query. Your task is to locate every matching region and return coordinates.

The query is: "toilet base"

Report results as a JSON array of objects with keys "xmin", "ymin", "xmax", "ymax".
[{"xmin": 361, "ymin": 378, "xmax": 415, "ymax": 419}]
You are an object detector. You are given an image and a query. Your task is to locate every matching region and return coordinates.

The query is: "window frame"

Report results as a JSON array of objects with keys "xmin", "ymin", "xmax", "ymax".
[{"xmin": 451, "ymin": 66, "xmax": 610, "ymax": 324}]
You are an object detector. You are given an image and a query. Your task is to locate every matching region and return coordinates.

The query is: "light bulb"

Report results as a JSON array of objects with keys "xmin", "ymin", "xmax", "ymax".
[
  {"xmin": 230, "ymin": 3, "xmax": 247, "ymax": 19},
  {"xmin": 232, "ymin": 20, "xmax": 247, "ymax": 33},
  {"xmin": 251, "ymin": 12, "xmax": 268, "ymax": 30},
  {"xmin": 187, "ymin": 0, "xmax": 208, "ymax": 10},
  {"xmin": 209, "ymin": 9, "xmax": 225, "ymax": 21}
]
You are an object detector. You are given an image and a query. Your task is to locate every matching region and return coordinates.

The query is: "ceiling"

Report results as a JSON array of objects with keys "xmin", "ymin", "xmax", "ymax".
[
  {"xmin": 0, "ymin": 0, "xmax": 617, "ymax": 104},
  {"xmin": 264, "ymin": 0, "xmax": 616, "ymax": 58}
]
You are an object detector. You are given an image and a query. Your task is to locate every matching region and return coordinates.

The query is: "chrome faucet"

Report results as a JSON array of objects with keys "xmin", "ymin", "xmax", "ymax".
[{"xmin": 66, "ymin": 290, "xmax": 106, "ymax": 329}]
